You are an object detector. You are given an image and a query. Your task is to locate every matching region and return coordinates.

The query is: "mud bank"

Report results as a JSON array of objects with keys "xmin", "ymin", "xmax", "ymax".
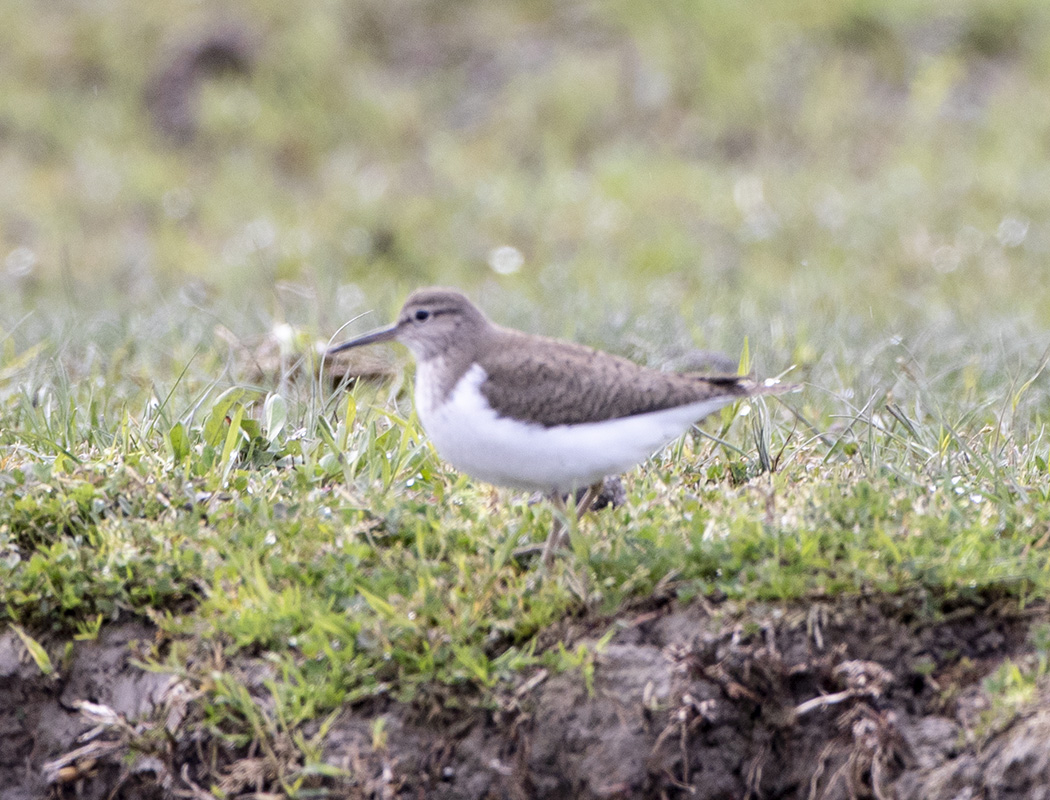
[{"xmin": 6, "ymin": 597, "xmax": 1050, "ymax": 799}]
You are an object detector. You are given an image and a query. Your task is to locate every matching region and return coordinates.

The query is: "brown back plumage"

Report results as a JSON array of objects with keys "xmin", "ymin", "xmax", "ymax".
[{"xmin": 475, "ymin": 326, "xmax": 772, "ymax": 427}]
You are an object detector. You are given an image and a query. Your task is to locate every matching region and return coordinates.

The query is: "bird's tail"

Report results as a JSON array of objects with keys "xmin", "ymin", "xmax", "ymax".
[
  {"xmin": 741, "ymin": 377, "xmax": 800, "ymax": 397},
  {"xmin": 694, "ymin": 374, "xmax": 800, "ymax": 398}
]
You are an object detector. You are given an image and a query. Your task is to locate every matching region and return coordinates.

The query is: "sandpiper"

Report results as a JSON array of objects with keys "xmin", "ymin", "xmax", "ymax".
[{"xmin": 328, "ymin": 287, "xmax": 791, "ymax": 563}]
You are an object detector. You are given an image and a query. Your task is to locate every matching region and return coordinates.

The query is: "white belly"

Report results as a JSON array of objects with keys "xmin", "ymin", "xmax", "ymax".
[{"xmin": 415, "ymin": 363, "xmax": 736, "ymax": 494}]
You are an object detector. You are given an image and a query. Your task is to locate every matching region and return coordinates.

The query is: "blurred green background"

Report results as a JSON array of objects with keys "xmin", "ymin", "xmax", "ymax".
[{"xmin": 3, "ymin": 0, "xmax": 1050, "ymax": 418}]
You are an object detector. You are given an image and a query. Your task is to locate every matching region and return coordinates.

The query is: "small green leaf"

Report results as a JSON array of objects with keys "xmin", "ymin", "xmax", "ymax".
[
  {"xmin": 168, "ymin": 421, "xmax": 190, "ymax": 463},
  {"xmin": 220, "ymin": 404, "xmax": 246, "ymax": 482},
  {"xmin": 453, "ymin": 645, "xmax": 493, "ymax": 686},
  {"xmin": 264, "ymin": 394, "xmax": 288, "ymax": 443},
  {"xmin": 343, "ymin": 393, "xmax": 356, "ymax": 427},
  {"xmin": 203, "ymin": 387, "xmax": 245, "ymax": 448},
  {"xmin": 239, "ymin": 418, "xmax": 262, "ymax": 439},
  {"xmin": 11, "ymin": 624, "xmax": 53, "ymax": 676},
  {"xmin": 738, "ymin": 336, "xmax": 751, "ymax": 376},
  {"xmin": 316, "ymin": 415, "xmax": 338, "ymax": 450},
  {"xmin": 356, "ymin": 585, "xmax": 395, "ymax": 617},
  {"xmin": 73, "ymin": 614, "xmax": 104, "ymax": 641}
]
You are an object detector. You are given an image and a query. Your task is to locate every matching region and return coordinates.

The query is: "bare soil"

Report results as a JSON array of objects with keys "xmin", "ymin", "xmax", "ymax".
[{"xmin": 6, "ymin": 595, "xmax": 1050, "ymax": 799}]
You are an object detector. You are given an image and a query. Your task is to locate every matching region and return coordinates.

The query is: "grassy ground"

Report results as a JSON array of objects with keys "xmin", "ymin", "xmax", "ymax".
[{"xmin": 4, "ymin": 0, "xmax": 1050, "ymax": 794}]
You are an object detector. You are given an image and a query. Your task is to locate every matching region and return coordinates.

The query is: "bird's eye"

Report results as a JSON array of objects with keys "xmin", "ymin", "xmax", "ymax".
[{"xmin": 414, "ymin": 309, "xmax": 431, "ymax": 322}]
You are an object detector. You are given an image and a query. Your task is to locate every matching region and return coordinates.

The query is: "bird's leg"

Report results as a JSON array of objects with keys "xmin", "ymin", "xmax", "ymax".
[
  {"xmin": 540, "ymin": 493, "xmax": 568, "ymax": 567},
  {"xmin": 512, "ymin": 493, "xmax": 565, "ymax": 560},
  {"xmin": 541, "ymin": 483, "xmax": 602, "ymax": 566},
  {"xmin": 574, "ymin": 483, "xmax": 602, "ymax": 519}
]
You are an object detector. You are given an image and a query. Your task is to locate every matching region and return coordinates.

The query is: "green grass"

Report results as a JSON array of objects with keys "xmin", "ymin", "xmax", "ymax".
[{"xmin": 4, "ymin": 0, "xmax": 1050, "ymax": 792}]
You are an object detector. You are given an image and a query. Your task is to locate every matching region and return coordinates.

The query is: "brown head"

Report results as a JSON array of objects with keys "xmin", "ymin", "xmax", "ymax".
[{"xmin": 327, "ymin": 287, "xmax": 491, "ymax": 362}]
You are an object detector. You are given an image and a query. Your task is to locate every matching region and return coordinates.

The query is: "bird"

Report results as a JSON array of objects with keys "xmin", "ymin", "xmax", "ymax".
[{"xmin": 327, "ymin": 287, "xmax": 791, "ymax": 564}]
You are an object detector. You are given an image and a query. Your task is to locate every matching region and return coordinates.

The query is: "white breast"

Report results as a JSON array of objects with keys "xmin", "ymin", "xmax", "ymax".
[{"xmin": 415, "ymin": 362, "xmax": 737, "ymax": 494}]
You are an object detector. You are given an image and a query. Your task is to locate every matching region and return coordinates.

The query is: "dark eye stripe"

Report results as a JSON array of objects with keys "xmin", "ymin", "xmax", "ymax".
[{"xmin": 408, "ymin": 307, "xmax": 454, "ymax": 323}]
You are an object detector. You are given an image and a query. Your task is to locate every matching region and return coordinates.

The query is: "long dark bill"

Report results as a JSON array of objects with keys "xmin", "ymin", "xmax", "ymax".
[{"xmin": 326, "ymin": 322, "xmax": 399, "ymax": 356}]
